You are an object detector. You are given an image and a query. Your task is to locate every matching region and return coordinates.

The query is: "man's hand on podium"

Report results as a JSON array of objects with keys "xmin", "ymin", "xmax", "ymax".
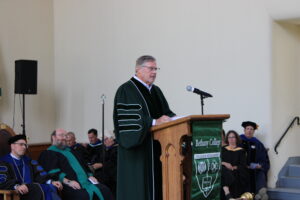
[{"xmin": 155, "ymin": 115, "xmax": 172, "ymax": 126}]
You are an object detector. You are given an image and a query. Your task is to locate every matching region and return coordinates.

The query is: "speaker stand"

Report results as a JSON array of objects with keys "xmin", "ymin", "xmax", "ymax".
[
  {"xmin": 21, "ymin": 94, "xmax": 26, "ymax": 136},
  {"xmin": 100, "ymin": 94, "xmax": 106, "ymax": 179}
]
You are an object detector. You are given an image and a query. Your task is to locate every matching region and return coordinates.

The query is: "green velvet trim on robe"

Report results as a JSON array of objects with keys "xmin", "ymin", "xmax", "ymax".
[
  {"xmin": 48, "ymin": 145, "xmax": 104, "ymax": 200},
  {"xmin": 113, "ymin": 79, "xmax": 176, "ymax": 200},
  {"xmin": 48, "ymin": 168, "xmax": 60, "ymax": 174}
]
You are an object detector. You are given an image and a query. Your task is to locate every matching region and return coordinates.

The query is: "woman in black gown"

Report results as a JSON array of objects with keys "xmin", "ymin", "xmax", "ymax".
[{"xmin": 221, "ymin": 130, "xmax": 249, "ymax": 200}]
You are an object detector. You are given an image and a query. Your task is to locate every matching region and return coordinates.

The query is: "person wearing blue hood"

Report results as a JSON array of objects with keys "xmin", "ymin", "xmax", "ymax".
[
  {"xmin": 240, "ymin": 121, "xmax": 270, "ymax": 198},
  {"xmin": 0, "ymin": 134, "xmax": 62, "ymax": 200},
  {"xmin": 86, "ymin": 129, "xmax": 104, "ymax": 170}
]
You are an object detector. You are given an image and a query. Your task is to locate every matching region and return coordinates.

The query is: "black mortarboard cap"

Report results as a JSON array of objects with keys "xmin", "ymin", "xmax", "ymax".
[
  {"xmin": 8, "ymin": 134, "xmax": 27, "ymax": 145},
  {"xmin": 241, "ymin": 121, "xmax": 258, "ymax": 130}
]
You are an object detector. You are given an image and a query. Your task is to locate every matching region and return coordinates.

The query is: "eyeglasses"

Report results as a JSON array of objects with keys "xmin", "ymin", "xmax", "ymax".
[
  {"xmin": 13, "ymin": 143, "xmax": 28, "ymax": 148},
  {"xmin": 56, "ymin": 134, "xmax": 67, "ymax": 138},
  {"xmin": 143, "ymin": 66, "xmax": 160, "ymax": 72},
  {"xmin": 228, "ymin": 136, "xmax": 236, "ymax": 139}
]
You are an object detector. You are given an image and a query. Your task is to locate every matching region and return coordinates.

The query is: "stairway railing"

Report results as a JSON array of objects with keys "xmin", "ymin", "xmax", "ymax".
[{"xmin": 274, "ymin": 116, "xmax": 300, "ymax": 154}]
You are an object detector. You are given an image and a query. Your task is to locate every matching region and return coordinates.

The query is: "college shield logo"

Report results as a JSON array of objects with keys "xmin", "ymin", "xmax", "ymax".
[
  {"xmin": 193, "ymin": 153, "xmax": 221, "ymax": 198},
  {"xmin": 190, "ymin": 121, "xmax": 222, "ymax": 200}
]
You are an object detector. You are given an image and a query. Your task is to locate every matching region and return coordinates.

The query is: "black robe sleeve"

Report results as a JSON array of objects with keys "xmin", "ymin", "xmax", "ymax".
[
  {"xmin": 76, "ymin": 144, "xmax": 91, "ymax": 164},
  {"xmin": 153, "ymin": 86, "xmax": 176, "ymax": 118},
  {"xmin": 236, "ymin": 149, "xmax": 247, "ymax": 170},
  {"xmin": 0, "ymin": 161, "xmax": 17, "ymax": 190},
  {"xmin": 38, "ymin": 150, "xmax": 62, "ymax": 181},
  {"xmin": 113, "ymin": 82, "xmax": 153, "ymax": 149},
  {"xmin": 39, "ymin": 149, "xmax": 92, "ymax": 182},
  {"xmin": 29, "ymin": 159, "xmax": 57, "ymax": 183},
  {"xmin": 103, "ymin": 145, "xmax": 118, "ymax": 181}
]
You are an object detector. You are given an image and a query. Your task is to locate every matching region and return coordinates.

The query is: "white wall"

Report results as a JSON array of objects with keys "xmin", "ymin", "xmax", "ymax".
[
  {"xmin": 1, "ymin": 0, "xmax": 300, "ymax": 188},
  {"xmin": 52, "ymin": 0, "xmax": 300, "ymax": 187},
  {"xmin": 269, "ymin": 21, "xmax": 300, "ymax": 186},
  {"xmin": 0, "ymin": 0, "xmax": 54, "ymax": 143},
  {"xmin": 53, "ymin": 0, "xmax": 273, "ymax": 144},
  {"xmin": 264, "ymin": 0, "xmax": 300, "ymax": 20}
]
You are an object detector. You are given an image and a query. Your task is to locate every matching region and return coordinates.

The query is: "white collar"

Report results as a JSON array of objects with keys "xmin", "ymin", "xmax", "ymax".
[
  {"xmin": 133, "ymin": 76, "xmax": 152, "ymax": 91},
  {"xmin": 10, "ymin": 153, "xmax": 21, "ymax": 160}
]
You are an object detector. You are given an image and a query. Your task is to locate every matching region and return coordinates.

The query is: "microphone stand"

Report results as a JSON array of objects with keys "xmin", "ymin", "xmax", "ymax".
[
  {"xmin": 100, "ymin": 94, "xmax": 106, "ymax": 179},
  {"xmin": 21, "ymin": 94, "xmax": 26, "ymax": 136},
  {"xmin": 200, "ymin": 94, "xmax": 205, "ymax": 115}
]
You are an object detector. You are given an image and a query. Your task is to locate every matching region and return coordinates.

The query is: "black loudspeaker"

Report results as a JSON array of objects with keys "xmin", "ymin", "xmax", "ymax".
[{"xmin": 15, "ymin": 60, "xmax": 38, "ymax": 94}]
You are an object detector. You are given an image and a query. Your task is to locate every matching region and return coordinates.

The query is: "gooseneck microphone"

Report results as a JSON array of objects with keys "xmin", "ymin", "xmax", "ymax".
[
  {"xmin": 186, "ymin": 85, "xmax": 213, "ymax": 115},
  {"xmin": 186, "ymin": 85, "xmax": 213, "ymax": 98}
]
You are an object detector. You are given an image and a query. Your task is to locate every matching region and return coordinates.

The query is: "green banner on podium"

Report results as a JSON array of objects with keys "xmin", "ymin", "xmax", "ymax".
[{"xmin": 191, "ymin": 121, "xmax": 222, "ymax": 200}]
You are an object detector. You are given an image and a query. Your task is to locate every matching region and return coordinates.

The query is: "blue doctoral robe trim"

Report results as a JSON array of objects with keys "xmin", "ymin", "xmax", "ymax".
[
  {"xmin": 240, "ymin": 134, "xmax": 270, "ymax": 173},
  {"xmin": 0, "ymin": 166, "xmax": 8, "ymax": 172},
  {"xmin": 0, "ymin": 174, "xmax": 7, "ymax": 183},
  {"xmin": 31, "ymin": 160, "xmax": 38, "ymax": 165},
  {"xmin": 0, "ymin": 154, "xmax": 31, "ymax": 184},
  {"xmin": 0, "ymin": 154, "xmax": 59, "ymax": 200},
  {"xmin": 88, "ymin": 139, "xmax": 102, "ymax": 147},
  {"xmin": 240, "ymin": 134, "xmax": 261, "ymax": 144},
  {"xmin": 37, "ymin": 165, "xmax": 44, "ymax": 171}
]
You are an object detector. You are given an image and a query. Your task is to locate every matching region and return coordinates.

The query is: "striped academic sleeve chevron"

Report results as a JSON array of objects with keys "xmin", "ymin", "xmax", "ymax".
[
  {"xmin": 0, "ymin": 165, "xmax": 8, "ymax": 184},
  {"xmin": 116, "ymin": 103, "xmax": 143, "ymax": 133}
]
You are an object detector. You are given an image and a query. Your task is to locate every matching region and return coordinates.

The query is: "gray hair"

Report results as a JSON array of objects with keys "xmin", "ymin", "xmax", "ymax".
[
  {"xmin": 136, "ymin": 55, "xmax": 156, "ymax": 67},
  {"xmin": 67, "ymin": 131, "xmax": 75, "ymax": 138}
]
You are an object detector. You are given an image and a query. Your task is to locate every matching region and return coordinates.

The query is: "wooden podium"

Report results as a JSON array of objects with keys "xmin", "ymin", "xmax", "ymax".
[{"xmin": 151, "ymin": 114, "xmax": 230, "ymax": 200}]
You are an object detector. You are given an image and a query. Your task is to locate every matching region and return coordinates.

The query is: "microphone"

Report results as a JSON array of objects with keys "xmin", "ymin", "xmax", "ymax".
[{"xmin": 186, "ymin": 85, "xmax": 213, "ymax": 97}]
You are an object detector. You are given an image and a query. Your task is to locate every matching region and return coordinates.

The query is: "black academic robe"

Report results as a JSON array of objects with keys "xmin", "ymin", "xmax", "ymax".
[
  {"xmin": 86, "ymin": 140, "xmax": 106, "ymax": 182},
  {"xmin": 0, "ymin": 155, "xmax": 59, "ymax": 200},
  {"xmin": 38, "ymin": 146, "xmax": 113, "ymax": 200},
  {"xmin": 85, "ymin": 140, "xmax": 117, "ymax": 197},
  {"xmin": 113, "ymin": 78, "xmax": 175, "ymax": 200},
  {"xmin": 70, "ymin": 143, "xmax": 90, "ymax": 164},
  {"xmin": 0, "ymin": 161, "xmax": 17, "ymax": 189},
  {"xmin": 221, "ymin": 146, "xmax": 249, "ymax": 199},
  {"xmin": 94, "ymin": 143, "xmax": 118, "ymax": 198},
  {"xmin": 240, "ymin": 134, "xmax": 270, "ymax": 193},
  {"xmin": 86, "ymin": 140, "xmax": 103, "ymax": 165}
]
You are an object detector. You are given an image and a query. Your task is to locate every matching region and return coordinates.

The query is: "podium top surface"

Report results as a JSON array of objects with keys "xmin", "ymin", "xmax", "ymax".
[{"xmin": 150, "ymin": 114, "xmax": 230, "ymax": 132}]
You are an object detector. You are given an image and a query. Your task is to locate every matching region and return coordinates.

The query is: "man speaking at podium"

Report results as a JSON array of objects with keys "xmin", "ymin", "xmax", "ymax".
[{"xmin": 113, "ymin": 55, "xmax": 176, "ymax": 200}]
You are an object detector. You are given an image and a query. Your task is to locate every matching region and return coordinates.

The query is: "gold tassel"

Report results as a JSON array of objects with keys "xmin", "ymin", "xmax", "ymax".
[{"xmin": 238, "ymin": 192, "xmax": 254, "ymax": 200}]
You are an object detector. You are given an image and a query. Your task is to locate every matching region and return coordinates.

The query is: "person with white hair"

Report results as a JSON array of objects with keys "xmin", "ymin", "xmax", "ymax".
[
  {"xmin": 113, "ymin": 55, "xmax": 176, "ymax": 200},
  {"xmin": 100, "ymin": 136, "xmax": 118, "ymax": 198},
  {"xmin": 38, "ymin": 129, "xmax": 114, "ymax": 200},
  {"xmin": 66, "ymin": 131, "xmax": 89, "ymax": 164}
]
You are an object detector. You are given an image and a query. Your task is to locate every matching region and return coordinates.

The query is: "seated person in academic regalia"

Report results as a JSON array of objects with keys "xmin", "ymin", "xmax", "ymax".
[
  {"xmin": 240, "ymin": 121, "xmax": 270, "ymax": 197},
  {"xmin": 66, "ymin": 131, "xmax": 90, "ymax": 164},
  {"xmin": 86, "ymin": 129, "xmax": 104, "ymax": 173},
  {"xmin": 0, "ymin": 134, "xmax": 62, "ymax": 200},
  {"xmin": 221, "ymin": 130, "xmax": 249, "ymax": 200},
  {"xmin": 38, "ymin": 129, "xmax": 114, "ymax": 200},
  {"xmin": 83, "ymin": 129, "xmax": 117, "ymax": 198},
  {"xmin": 98, "ymin": 136, "xmax": 118, "ymax": 198}
]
